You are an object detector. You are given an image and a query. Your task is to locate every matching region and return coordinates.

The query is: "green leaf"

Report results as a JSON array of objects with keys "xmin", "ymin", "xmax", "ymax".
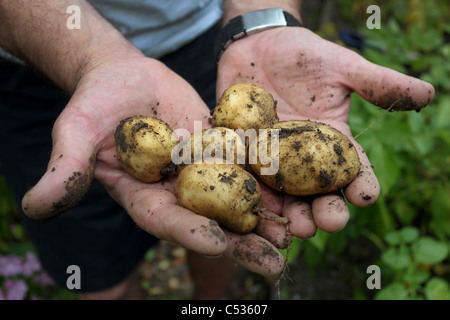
[
  {"xmin": 375, "ymin": 282, "xmax": 409, "ymax": 300},
  {"xmin": 407, "ymin": 111, "xmax": 425, "ymax": 134},
  {"xmin": 377, "ymin": 119, "xmax": 410, "ymax": 151},
  {"xmin": 404, "ymin": 268, "xmax": 430, "ymax": 287},
  {"xmin": 381, "ymin": 246, "xmax": 410, "ymax": 270},
  {"xmin": 437, "ymin": 129, "xmax": 450, "ymax": 147},
  {"xmin": 411, "ymin": 55, "xmax": 438, "ymax": 73},
  {"xmin": 385, "ymin": 227, "xmax": 419, "ymax": 246},
  {"xmin": 410, "ymin": 130, "xmax": 435, "ymax": 157},
  {"xmin": 368, "ymin": 142, "xmax": 400, "ymax": 194},
  {"xmin": 394, "ymin": 200, "xmax": 417, "ymax": 225},
  {"xmin": 413, "ymin": 28, "xmax": 442, "ymax": 51},
  {"xmin": 430, "ymin": 185, "xmax": 450, "ymax": 238},
  {"xmin": 424, "ymin": 278, "xmax": 450, "ymax": 300},
  {"xmin": 387, "ymin": 19, "xmax": 401, "ymax": 38},
  {"xmin": 436, "ymin": 96, "xmax": 450, "ymax": 130},
  {"xmin": 384, "ymin": 230, "xmax": 401, "ymax": 246},
  {"xmin": 400, "ymin": 226, "xmax": 419, "ymax": 244},
  {"xmin": 412, "ymin": 237, "xmax": 449, "ymax": 264}
]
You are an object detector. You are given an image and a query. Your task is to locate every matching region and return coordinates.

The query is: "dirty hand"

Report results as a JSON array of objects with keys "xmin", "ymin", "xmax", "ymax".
[
  {"xmin": 217, "ymin": 27, "xmax": 435, "ymax": 239},
  {"xmin": 20, "ymin": 54, "xmax": 287, "ymax": 277},
  {"xmin": 20, "ymin": 55, "xmax": 226, "ymax": 254}
]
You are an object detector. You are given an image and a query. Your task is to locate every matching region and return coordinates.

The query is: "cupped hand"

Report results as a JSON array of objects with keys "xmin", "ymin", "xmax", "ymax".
[
  {"xmin": 217, "ymin": 27, "xmax": 435, "ymax": 237},
  {"xmin": 21, "ymin": 54, "xmax": 222, "ymax": 252},
  {"xmin": 20, "ymin": 53, "xmax": 287, "ymax": 277}
]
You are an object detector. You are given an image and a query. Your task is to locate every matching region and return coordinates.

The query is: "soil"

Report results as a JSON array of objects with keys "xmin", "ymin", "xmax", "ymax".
[{"xmin": 139, "ymin": 236, "xmax": 380, "ymax": 300}]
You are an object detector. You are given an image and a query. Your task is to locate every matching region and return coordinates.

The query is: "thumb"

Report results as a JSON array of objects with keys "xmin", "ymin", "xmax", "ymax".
[
  {"xmin": 21, "ymin": 123, "xmax": 96, "ymax": 220},
  {"xmin": 344, "ymin": 53, "xmax": 435, "ymax": 111}
]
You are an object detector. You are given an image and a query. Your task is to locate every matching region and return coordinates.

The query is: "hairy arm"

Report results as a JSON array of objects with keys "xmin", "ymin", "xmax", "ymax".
[{"xmin": 0, "ymin": 0, "xmax": 142, "ymax": 93}]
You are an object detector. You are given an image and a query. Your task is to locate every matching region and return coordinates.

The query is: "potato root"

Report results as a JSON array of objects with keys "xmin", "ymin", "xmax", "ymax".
[
  {"xmin": 177, "ymin": 163, "xmax": 263, "ymax": 234},
  {"xmin": 114, "ymin": 116, "xmax": 178, "ymax": 183},
  {"xmin": 249, "ymin": 120, "xmax": 360, "ymax": 195}
]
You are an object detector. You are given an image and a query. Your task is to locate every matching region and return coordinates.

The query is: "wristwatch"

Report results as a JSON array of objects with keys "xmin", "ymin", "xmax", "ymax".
[{"xmin": 215, "ymin": 8, "xmax": 302, "ymax": 62}]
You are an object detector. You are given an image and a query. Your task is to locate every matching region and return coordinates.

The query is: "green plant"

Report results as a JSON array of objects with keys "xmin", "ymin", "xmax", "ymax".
[
  {"xmin": 282, "ymin": 0, "xmax": 450, "ymax": 300},
  {"xmin": 375, "ymin": 226, "xmax": 449, "ymax": 299},
  {"xmin": 0, "ymin": 174, "xmax": 77, "ymax": 300}
]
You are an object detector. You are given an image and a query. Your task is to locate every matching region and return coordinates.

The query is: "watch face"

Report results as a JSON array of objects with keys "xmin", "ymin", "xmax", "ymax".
[
  {"xmin": 215, "ymin": 8, "xmax": 301, "ymax": 61},
  {"xmin": 242, "ymin": 8, "xmax": 287, "ymax": 35}
]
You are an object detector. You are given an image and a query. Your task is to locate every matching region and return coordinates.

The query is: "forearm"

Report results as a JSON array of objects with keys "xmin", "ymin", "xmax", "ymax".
[
  {"xmin": 0, "ymin": 0, "xmax": 142, "ymax": 93},
  {"xmin": 222, "ymin": 0, "xmax": 303, "ymax": 24}
]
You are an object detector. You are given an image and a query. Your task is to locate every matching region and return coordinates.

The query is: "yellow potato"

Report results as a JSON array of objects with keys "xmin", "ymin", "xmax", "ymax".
[
  {"xmin": 211, "ymin": 83, "xmax": 279, "ymax": 131},
  {"xmin": 177, "ymin": 163, "xmax": 262, "ymax": 234},
  {"xmin": 249, "ymin": 120, "xmax": 360, "ymax": 195},
  {"xmin": 114, "ymin": 116, "xmax": 178, "ymax": 183},
  {"xmin": 175, "ymin": 127, "xmax": 247, "ymax": 172}
]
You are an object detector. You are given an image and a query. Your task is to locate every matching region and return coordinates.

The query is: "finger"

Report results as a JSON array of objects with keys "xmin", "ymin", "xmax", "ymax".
[
  {"xmin": 252, "ymin": 175, "xmax": 290, "ymax": 248},
  {"xmin": 254, "ymin": 210, "xmax": 292, "ymax": 249},
  {"xmin": 282, "ymin": 195, "xmax": 317, "ymax": 239},
  {"xmin": 21, "ymin": 131, "xmax": 96, "ymax": 220},
  {"xmin": 344, "ymin": 137, "xmax": 380, "ymax": 206},
  {"xmin": 104, "ymin": 173, "xmax": 228, "ymax": 256},
  {"xmin": 259, "ymin": 178, "xmax": 283, "ymax": 214},
  {"xmin": 312, "ymin": 192, "xmax": 349, "ymax": 233},
  {"xmin": 343, "ymin": 51, "xmax": 435, "ymax": 111},
  {"xmin": 332, "ymin": 124, "xmax": 380, "ymax": 207},
  {"xmin": 223, "ymin": 230, "xmax": 285, "ymax": 277}
]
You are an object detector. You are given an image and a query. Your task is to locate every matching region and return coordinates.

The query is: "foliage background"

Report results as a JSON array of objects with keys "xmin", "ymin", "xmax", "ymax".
[
  {"xmin": 278, "ymin": 0, "xmax": 449, "ymax": 300},
  {"xmin": 0, "ymin": 0, "xmax": 449, "ymax": 300}
]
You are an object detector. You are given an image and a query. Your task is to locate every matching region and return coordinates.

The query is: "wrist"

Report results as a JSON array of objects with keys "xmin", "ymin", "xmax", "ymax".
[
  {"xmin": 73, "ymin": 35, "xmax": 144, "ymax": 93},
  {"xmin": 63, "ymin": 11, "xmax": 145, "ymax": 94},
  {"xmin": 222, "ymin": 0, "xmax": 303, "ymax": 25},
  {"xmin": 215, "ymin": 8, "xmax": 302, "ymax": 62}
]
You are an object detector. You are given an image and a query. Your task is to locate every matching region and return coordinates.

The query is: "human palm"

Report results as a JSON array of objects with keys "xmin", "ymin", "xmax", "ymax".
[
  {"xmin": 21, "ymin": 57, "xmax": 226, "ymax": 252},
  {"xmin": 217, "ymin": 27, "xmax": 434, "ymax": 235},
  {"xmin": 20, "ymin": 55, "xmax": 290, "ymax": 276}
]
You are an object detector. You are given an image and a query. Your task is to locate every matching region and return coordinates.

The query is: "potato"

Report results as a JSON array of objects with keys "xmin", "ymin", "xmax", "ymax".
[
  {"xmin": 211, "ymin": 83, "xmax": 279, "ymax": 131},
  {"xmin": 177, "ymin": 163, "xmax": 263, "ymax": 234},
  {"xmin": 174, "ymin": 127, "xmax": 247, "ymax": 172},
  {"xmin": 114, "ymin": 116, "xmax": 178, "ymax": 183},
  {"xmin": 249, "ymin": 120, "xmax": 360, "ymax": 195}
]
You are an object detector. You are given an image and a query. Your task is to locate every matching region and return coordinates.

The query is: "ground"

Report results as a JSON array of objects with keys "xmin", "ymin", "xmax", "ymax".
[{"xmin": 139, "ymin": 237, "xmax": 379, "ymax": 300}]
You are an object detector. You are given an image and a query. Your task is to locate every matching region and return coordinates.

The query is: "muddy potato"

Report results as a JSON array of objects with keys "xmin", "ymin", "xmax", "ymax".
[
  {"xmin": 114, "ymin": 116, "xmax": 178, "ymax": 183},
  {"xmin": 212, "ymin": 83, "xmax": 279, "ymax": 131},
  {"xmin": 249, "ymin": 120, "xmax": 360, "ymax": 196},
  {"xmin": 175, "ymin": 127, "xmax": 247, "ymax": 172},
  {"xmin": 177, "ymin": 163, "xmax": 262, "ymax": 234}
]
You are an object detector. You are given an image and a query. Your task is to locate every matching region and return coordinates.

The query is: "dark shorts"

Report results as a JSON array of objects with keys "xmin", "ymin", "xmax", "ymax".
[{"xmin": 0, "ymin": 24, "xmax": 218, "ymax": 292}]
